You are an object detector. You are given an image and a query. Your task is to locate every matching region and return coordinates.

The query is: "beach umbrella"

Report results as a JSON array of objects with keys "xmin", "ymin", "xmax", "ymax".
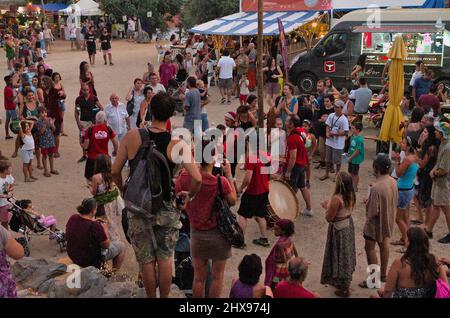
[{"xmin": 379, "ymin": 35, "xmax": 407, "ymax": 155}]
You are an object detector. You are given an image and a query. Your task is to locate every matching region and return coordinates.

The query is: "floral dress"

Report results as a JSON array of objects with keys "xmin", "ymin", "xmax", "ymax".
[{"xmin": 0, "ymin": 226, "xmax": 17, "ymax": 298}]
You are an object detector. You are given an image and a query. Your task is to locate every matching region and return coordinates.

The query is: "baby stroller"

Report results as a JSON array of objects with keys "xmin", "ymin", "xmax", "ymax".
[{"xmin": 7, "ymin": 197, "xmax": 66, "ymax": 257}]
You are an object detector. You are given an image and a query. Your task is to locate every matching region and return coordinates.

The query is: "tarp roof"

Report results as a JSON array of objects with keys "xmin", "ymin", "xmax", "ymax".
[
  {"xmin": 59, "ymin": 0, "xmax": 102, "ymax": 16},
  {"xmin": 189, "ymin": 11, "xmax": 319, "ymax": 36},
  {"xmin": 34, "ymin": 3, "xmax": 67, "ymax": 12},
  {"xmin": 332, "ymin": 0, "xmax": 444, "ymax": 10}
]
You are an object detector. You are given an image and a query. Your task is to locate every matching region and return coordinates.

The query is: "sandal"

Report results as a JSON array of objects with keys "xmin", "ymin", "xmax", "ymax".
[
  {"xmin": 44, "ymin": 172, "xmax": 51, "ymax": 177},
  {"xmin": 390, "ymin": 239, "xmax": 405, "ymax": 246},
  {"xmin": 51, "ymin": 170, "xmax": 59, "ymax": 175},
  {"xmin": 37, "ymin": 165, "xmax": 44, "ymax": 170},
  {"xmin": 319, "ymin": 175, "xmax": 329, "ymax": 181},
  {"xmin": 335, "ymin": 289, "xmax": 351, "ymax": 298},
  {"xmin": 61, "ymin": 133, "xmax": 68, "ymax": 137}
]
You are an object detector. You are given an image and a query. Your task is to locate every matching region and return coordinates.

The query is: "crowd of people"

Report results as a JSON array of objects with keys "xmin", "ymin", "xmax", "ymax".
[{"xmin": 0, "ymin": 32, "xmax": 450, "ymax": 299}]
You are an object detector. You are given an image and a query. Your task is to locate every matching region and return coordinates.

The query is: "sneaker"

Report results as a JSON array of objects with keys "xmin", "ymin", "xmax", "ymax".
[
  {"xmin": 78, "ymin": 156, "xmax": 87, "ymax": 163},
  {"xmin": 438, "ymin": 234, "xmax": 450, "ymax": 244},
  {"xmin": 301, "ymin": 208, "xmax": 314, "ymax": 217},
  {"xmin": 253, "ymin": 238, "xmax": 270, "ymax": 247}
]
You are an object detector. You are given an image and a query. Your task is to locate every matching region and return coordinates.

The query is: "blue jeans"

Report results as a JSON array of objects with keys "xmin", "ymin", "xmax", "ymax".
[{"xmin": 201, "ymin": 113, "xmax": 209, "ymax": 132}]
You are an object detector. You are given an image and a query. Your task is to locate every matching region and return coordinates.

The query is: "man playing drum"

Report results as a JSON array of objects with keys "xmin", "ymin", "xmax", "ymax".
[
  {"xmin": 284, "ymin": 115, "xmax": 313, "ymax": 217},
  {"xmin": 237, "ymin": 142, "xmax": 271, "ymax": 248}
]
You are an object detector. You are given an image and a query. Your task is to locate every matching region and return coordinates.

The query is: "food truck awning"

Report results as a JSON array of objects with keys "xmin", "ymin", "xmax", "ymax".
[
  {"xmin": 352, "ymin": 24, "xmax": 441, "ymax": 33},
  {"xmin": 332, "ymin": 0, "xmax": 444, "ymax": 10},
  {"xmin": 189, "ymin": 11, "xmax": 319, "ymax": 36}
]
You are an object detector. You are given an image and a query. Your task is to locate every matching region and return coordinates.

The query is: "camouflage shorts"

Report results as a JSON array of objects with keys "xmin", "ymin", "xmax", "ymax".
[{"xmin": 127, "ymin": 213, "xmax": 179, "ymax": 267}]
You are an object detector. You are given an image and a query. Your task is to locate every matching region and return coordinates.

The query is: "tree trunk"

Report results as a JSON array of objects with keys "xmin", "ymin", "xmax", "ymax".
[{"xmin": 257, "ymin": 0, "xmax": 264, "ymax": 129}]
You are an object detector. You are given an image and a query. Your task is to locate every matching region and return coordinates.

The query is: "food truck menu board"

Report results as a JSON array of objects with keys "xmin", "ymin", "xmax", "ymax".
[{"xmin": 361, "ymin": 32, "xmax": 444, "ymax": 66}]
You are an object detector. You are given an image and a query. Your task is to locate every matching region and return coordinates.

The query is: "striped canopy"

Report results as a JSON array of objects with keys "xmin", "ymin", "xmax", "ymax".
[{"xmin": 189, "ymin": 11, "xmax": 319, "ymax": 36}]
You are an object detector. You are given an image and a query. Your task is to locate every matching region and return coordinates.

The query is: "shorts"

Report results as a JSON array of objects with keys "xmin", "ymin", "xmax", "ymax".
[
  {"xmin": 5, "ymin": 109, "xmax": 17, "ymax": 120},
  {"xmin": 127, "ymin": 213, "xmax": 178, "ymax": 267},
  {"xmin": 85, "ymin": 158, "xmax": 96, "ymax": 179},
  {"xmin": 239, "ymin": 94, "xmax": 248, "ymax": 104},
  {"xmin": 127, "ymin": 30, "xmax": 135, "ymax": 38},
  {"xmin": 70, "ymin": 37, "xmax": 77, "ymax": 42},
  {"xmin": 36, "ymin": 42, "xmax": 41, "ymax": 49},
  {"xmin": 326, "ymin": 145, "xmax": 343, "ymax": 165},
  {"xmin": 398, "ymin": 188, "xmax": 415, "ymax": 209},
  {"xmin": 219, "ymin": 78, "xmax": 233, "ymax": 90},
  {"xmin": 265, "ymin": 82, "xmax": 280, "ymax": 96},
  {"xmin": 40, "ymin": 147, "xmax": 57, "ymax": 155},
  {"xmin": 237, "ymin": 192, "xmax": 269, "ymax": 219},
  {"xmin": 0, "ymin": 205, "xmax": 11, "ymax": 223},
  {"xmin": 20, "ymin": 149, "xmax": 34, "ymax": 164},
  {"xmin": 348, "ymin": 163, "xmax": 360, "ymax": 176},
  {"xmin": 289, "ymin": 164, "xmax": 306, "ymax": 192},
  {"xmin": 59, "ymin": 100, "xmax": 66, "ymax": 112},
  {"xmin": 102, "ymin": 49, "xmax": 112, "ymax": 55},
  {"xmin": 104, "ymin": 240, "xmax": 124, "ymax": 261},
  {"xmin": 87, "ymin": 45, "xmax": 96, "ymax": 55}
]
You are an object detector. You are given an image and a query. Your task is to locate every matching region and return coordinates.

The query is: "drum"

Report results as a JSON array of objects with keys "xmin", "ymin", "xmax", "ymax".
[{"xmin": 267, "ymin": 179, "xmax": 299, "ymax": 227}]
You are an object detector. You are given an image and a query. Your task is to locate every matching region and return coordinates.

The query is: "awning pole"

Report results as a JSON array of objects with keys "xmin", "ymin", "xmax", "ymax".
[{"xmin": 257, "ymin": 0, "xmax": 264, "ymax": 128}]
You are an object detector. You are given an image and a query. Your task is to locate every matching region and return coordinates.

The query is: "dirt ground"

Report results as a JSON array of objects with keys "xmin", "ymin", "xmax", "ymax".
[{"xmin": 1, "ymin": 40, "xmax": 449, "ymax": 298}]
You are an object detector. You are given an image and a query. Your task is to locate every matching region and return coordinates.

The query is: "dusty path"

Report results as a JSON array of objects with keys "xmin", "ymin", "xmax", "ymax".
[{"xmin": 1, "ymin": 40, "xmax": 448, "ymax": 298}]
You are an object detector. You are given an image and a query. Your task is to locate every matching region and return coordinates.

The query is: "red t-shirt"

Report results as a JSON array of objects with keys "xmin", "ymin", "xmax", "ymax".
[
  {"xmin": 175, "ymin": 171, "xmax": 232, "ymax": 231},
  {"xmin": 286, "ymin": 128, "xmax": 308, "ymax": 167},
  {"xmin": 84, "ymin": 124, "xmax": 116, "ymax": 159},
  {"xmin": 4, "ymin": 86, "xmax": 15, "ymax": 110},
  {"xmin": 274, "ymin": 281, "xmax": 316, "ymax": 298},
  {"xmin": 65, "ymin": 214, "xmax": 107, "ymax": 268},
  {"xmin": 244, "ymin": 153, "xmax": 270, "ymax": 195}
]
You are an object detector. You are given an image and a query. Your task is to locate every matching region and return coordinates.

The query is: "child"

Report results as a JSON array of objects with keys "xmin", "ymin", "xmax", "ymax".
[
  {"xmin": 271, "ymin": 118, "xmax": 286, "ymax": 177},
  {"xmin": 197, "ymin": 79, "xmax": 209, "ymax": 132},
  {"xmin": 35, "ymin": 107, "xmax": 58, "ymax": 177},
  {"xmin": 19, "ymin": 199, "xmax": 59, "ymax": 235},
  {"xmin": 302, "ymin": 119, "xmax": 317, "ymax": 188},
  {"xmin": 0, "ymin": 160, "xmax": 14, "ymax": 228},
  {"xmin": 18, "ymin": 120, "xmax": 37, "ymax": 182},
  {"xmin": 239, "ymin": 74, "xmax": 250, "ymax": 106},
  {"xmin": 347, "ymin": 122, "xmax": 365, "ymax": 192},
  {"xmin": 265, "ymin": 219, "xmax": 298, "ymax": 290}
]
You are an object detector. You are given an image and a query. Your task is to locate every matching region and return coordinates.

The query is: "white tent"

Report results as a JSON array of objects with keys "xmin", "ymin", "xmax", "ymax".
[
  {"xmin": 59, "ymin": 0, "xmax": 102, "ymax": 16},
  {"xmin": 332, "ymin": 0, "xmax": 442, "ymax": 10}
]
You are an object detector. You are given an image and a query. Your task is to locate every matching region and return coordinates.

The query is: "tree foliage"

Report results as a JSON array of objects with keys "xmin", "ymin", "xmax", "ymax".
[
  {"xmin": 102, "ymin": 0, "xmax": 182, "ymax": 33},
  {"xmin": 181, "ymin": 0, "xmax": 239, "ymax": 30}
]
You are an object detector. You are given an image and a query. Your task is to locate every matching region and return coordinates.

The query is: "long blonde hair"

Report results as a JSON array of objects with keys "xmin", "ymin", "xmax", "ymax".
[{"xmin": 334, "ymin": 172, "xmax": 356, "ymax": 210}]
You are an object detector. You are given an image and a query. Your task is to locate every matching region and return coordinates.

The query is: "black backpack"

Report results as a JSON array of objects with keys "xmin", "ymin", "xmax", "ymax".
[
  {"xmin": 212, "ymin": 176, "xmax": 244, "ymax": 248},
  {"xmin": 123, "ymin": 128, "xmax": 172, "ymax": 218}
]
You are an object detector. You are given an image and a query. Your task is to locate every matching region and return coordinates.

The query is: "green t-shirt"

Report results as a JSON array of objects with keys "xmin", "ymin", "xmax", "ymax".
[{"xmin": 349, "ymin": 134, "xmax": 365, "ymax": 165}]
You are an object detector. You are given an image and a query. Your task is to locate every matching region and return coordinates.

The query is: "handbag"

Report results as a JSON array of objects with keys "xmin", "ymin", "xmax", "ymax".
[
  {"xmin": 126, "ymin": 90, "xmax": 134, "ymax": 116},
  {"xmin": 212, "ymin": 176, "xmax": 244, "ymax": 248}
]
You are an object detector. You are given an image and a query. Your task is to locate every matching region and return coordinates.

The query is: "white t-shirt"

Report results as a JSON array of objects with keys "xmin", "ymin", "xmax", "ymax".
[
  {"xmin": 217, "ymin": 56, "xmax": 236, "ymax": 79},
  {"xmin": 410, "ymin": 71, "xmax": 422, "ymax": 87},
  {"xmin": 0, "ymin": 174, "xmax": 14, "ymax": 207},
  {"xmin": 149, "ymin": 83, "xmax": 166, "ymax": 94},
  {"xmin": 240, "ymin": 79, "xmax": 249, "ymax": 95},
  {"xmin": 128, "ymin": 19, "xmax": 136, "ymax": 32},
  {"xmin": 22, "ymin": 134, "xmax": 35, "ymax": 151},
  {"xmin": 325, "ymin": 113, "xmax": 349, "ymax": 150}
]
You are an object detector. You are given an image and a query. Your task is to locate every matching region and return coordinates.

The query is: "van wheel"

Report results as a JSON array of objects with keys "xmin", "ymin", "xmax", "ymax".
[{"xmin": 297, "ymin": 73, "xmax": 317, "ymax": 94}]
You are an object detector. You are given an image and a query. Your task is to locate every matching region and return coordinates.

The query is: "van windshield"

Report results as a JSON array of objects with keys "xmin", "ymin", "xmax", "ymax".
[
  {"xmin": 361, "ymin": 31, "xmax": 444, "ymax": 66},
  {"xmin": 316, "ymin": 33, "xmax": 348, "ymax": 57}
]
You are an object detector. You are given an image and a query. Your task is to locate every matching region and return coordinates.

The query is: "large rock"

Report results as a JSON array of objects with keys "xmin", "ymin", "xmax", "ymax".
[
  {"xmin": 12, "ymin": 258, "xmax": 67, "ymax": 290},
  {"xmin": 47, "ymin": 266, "xmax": 108, "ymax": 298},
  {"xmin": 102, "ymin": 282, "xmax": 138, "ymax": 298}
]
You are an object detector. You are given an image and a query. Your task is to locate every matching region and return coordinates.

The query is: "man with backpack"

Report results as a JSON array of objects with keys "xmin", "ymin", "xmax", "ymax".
[
  {"xmin": 112, "ymin": 92, "xmax": 202, "ymax": 298},
  {"xmin": 81, "ymin": 111, "xmax": 118, "ymax": 180}
]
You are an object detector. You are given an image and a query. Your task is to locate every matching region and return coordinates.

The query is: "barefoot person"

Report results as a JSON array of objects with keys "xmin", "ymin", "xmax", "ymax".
[
  {"xmin": 360, "ymin": 154, "xmax": 398, "ymax": 288},
  {"xmin": 320, "ymin": 172, "xmax": 356, "ymax": 298}
]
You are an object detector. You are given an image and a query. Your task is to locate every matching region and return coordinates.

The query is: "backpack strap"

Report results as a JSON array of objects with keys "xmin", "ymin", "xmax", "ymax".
[{"xmin": 217, "ymin": 175, "xmax": 223, "ymax": 197}]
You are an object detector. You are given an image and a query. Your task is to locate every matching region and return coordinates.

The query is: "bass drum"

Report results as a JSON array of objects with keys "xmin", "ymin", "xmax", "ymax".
[{"xmin": 266, "ymin": 179, "xmax": 299, "ymax": 228}]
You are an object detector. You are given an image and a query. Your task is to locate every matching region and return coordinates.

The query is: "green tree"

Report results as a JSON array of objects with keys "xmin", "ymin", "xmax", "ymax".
[
  {"xmin": 181, "ymin": 0, "xmax": 239, "ymax": 30},
  {"xmin": 102, "ymin": 0, "xmax": 182, "ymax": 34}
]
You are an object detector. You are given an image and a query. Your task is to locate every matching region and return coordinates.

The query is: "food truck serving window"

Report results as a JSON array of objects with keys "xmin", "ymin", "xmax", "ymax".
[{"xmin": 361, "ymin": 31, "xmax": 444, "ymax": 67}]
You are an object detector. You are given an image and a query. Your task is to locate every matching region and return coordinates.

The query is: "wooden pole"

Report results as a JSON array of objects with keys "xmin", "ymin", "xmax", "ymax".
[{"xmin": 257, "ymin": 0, "xmax": 264, "ymax": 128}]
